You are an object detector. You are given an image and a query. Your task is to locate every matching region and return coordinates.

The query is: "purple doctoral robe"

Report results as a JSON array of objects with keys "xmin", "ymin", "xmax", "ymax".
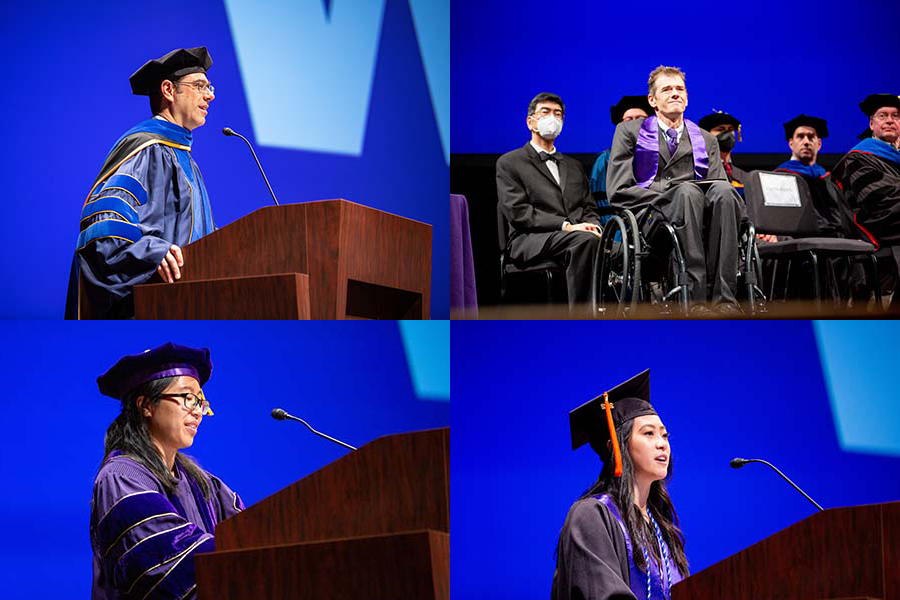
[{"xmin": 90, "ymin": 452, "xmax": 244, "ymax": 600}]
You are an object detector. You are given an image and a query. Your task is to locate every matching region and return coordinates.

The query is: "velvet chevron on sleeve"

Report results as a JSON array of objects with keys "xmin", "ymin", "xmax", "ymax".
[
  {"xmin": 90, "ymin": 453, "xmax": 242, "ymax": 600},
  {"xmin": 832, "ymin": 139, "xmax": 900, "ymax": 247},
  {"xmin": 66, "ymin": 118, "xmax": 215, "ymax": 319}
]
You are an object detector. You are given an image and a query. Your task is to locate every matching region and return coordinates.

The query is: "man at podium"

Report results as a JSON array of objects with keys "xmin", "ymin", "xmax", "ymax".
[
  {"xmin": 65, "ymin": 47, "xmax": 217, "ymax": 319},
  {"xmin": 90, "ymin": 343, "xmax": 243, "ymax": 599}
]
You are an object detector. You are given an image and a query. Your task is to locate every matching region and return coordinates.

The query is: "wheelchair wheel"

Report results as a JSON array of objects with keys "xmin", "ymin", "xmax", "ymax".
[{"xmin": 592, "ymin": 214, "xmax": 639, "ymax": 316}]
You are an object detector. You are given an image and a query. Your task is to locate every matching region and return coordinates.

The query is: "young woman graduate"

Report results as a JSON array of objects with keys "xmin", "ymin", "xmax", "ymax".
[
  {"xmin": 89, "ymin": 342, "xmax": 244, "ymax": 600},
  {"xmin": 552, "ymin": 370, "xmax": 689, "ymax": 600}
]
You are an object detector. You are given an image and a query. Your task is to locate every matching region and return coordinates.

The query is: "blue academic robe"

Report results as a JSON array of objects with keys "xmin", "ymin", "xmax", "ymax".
[
  {"xmin": 90, "ymin": 452, "xmax": 244, "ymax": 600},
  {"xmin": 65, "ymin": 118, "xmax": 215, "ymax": 319},
  {"xmin": 589, "ymin": 149, "xmax": 613, "ymax": 225}
]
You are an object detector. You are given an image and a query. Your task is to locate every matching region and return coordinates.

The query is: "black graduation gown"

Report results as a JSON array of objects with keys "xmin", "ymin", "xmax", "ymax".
[{"xmin": 551, "ymin": 498, "xmax": 635, "ymax": 600}]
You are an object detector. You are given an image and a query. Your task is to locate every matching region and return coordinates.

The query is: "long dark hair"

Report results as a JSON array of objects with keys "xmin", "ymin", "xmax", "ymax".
[
  {"xmin": 580, "ymin": 417, "xmax": 688, "ymax": 576},
  {"xmin": 101, "ymin": 376, "xmax": 211, "ymax": 499}
]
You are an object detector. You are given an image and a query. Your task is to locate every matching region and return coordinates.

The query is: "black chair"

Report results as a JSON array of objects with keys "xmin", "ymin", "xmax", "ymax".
[
  {"xmin": 496, "ymin": 202, "xmax": 568, "ymax": 304},
  {"xmin": 744, "ymin": 170, "xmax": 881, "ymax": 310},
  {"xmin": 874, "ymin": 246, "xmax": 900, "ymax": 308}
]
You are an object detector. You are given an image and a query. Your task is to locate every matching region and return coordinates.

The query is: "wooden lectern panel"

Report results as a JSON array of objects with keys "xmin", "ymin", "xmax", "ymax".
[
  {"xmin": 135, "ymin": 273, "xmax": 309, "ymax": 319},
  {"xmin": 215, "ymin": 428, "xmax": 450, "ymax": 551},
  {"xmin": 337, "ymin": 200, "xmax": 432, "ymax": 316},
  {"xmin": 886, "ymin": 502, "xmax": 900, "ymax": 600},
  {"xmin": 155, "ymin": 199, "xmax": 431, "ymax": 319},
  {"xmin": 195, "ymin": 530, "xmax": 449, "ymax": 600},
  {"xmin": 672, "ymin": 502, "xmax": 900, "ymax": 600}
]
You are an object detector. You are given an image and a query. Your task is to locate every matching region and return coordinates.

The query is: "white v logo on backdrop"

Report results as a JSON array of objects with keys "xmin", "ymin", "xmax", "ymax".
[
  {"xmin": 814, "ymin": 321, "xmax": 900, "ymax": 457},
  {"xmin": 223, "ymin": 0, "xmax": 448, "ymax": 163}
]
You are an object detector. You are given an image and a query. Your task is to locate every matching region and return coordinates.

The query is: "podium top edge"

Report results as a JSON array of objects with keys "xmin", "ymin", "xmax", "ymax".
[{"xmin": 251, "ymin": 199, "xmax": 433, "ymax": 228}]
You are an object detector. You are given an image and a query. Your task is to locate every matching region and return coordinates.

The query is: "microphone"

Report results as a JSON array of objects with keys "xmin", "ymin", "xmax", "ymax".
[
  {"xmin": 730, "ymin": 457, "xmax": 824, "ymax": 511},
  {"xmin": 222, "ymin": 127, "xmax": 280, "ymax": 206},
  {"xmin": 271, "ymin": 408, "xmax": 357, "ymax": 451}
]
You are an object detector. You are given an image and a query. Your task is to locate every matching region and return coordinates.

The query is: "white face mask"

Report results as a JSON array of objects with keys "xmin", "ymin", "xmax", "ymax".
[{"xmin": 534, "ymin": 115, "xmax": 563, "ymax": 140}]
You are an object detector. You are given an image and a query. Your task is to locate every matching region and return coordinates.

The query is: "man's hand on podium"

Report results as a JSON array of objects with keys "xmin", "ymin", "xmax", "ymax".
[{"xmin": 157, "ymin": 244, "xmax": 184, "ymax": 283}]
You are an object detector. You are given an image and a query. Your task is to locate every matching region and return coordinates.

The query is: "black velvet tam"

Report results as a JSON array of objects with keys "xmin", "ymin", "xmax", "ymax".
[{"xmin": 129, "ymin": 47, "xmax": 213, "ymax": 96}]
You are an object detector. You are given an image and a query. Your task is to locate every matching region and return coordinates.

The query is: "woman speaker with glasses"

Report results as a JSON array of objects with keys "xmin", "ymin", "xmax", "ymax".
[{"xmin": 89, "ymin": 342, "xmax": 244, "ymax": 600}]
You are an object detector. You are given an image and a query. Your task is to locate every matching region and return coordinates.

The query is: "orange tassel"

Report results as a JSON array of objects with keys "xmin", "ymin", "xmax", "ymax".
[{"xmin": 602, "ymin": 392, "xmax": 623, "ymax": 477}]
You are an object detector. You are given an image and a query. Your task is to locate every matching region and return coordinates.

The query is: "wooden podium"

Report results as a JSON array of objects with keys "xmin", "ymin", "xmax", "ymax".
[
  {"xmin": 672, "ymin": 502, "xmax": 900, "ymax": 600},
  {"xmin": 194, "ymin": 428, "xmax": 449, "ymax": 600},
  {"xmin": 133, "ymin": 199, "xmax": 432, "ymax": 319}
]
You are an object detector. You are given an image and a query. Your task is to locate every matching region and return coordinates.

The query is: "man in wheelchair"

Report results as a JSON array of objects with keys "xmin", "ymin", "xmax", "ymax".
[{"xmin": 607, "ymin": 66, "xmax": 748, "ymax": 314}]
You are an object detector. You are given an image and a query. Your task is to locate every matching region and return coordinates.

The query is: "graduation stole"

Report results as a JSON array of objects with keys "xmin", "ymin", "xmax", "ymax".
[
  {"xmin": 774, "ymin": 160, "xmax": 828, "ymax": 179},
  {"xmin": 633, "ymin": 115, "xmax": 709, "ymax": 188},
  {"xmin": 849, "ymin": 137, "xmax": 900, "ymax": 168},
  {"xmin": 595, "ymin": 493, "xmax": 673, "ymax": 600}
]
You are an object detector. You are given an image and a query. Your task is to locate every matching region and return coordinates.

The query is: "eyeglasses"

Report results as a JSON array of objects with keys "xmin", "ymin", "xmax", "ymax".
[
  {"xmin": 176, "ymin": 81, "xmax": 215, "ymax": 95},
  {"xmin": 873, "ymin": 111, "xmax": 900, "ymax": 121},
  {"xmin": 160, "ymin": 392, "xmax": 214, "ymax": 416}
]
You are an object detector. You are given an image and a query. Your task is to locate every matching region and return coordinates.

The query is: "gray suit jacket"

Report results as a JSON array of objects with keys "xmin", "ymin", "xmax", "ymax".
[
  {"xmin": 606, "ymin": 117, "xmax": 728, "ymax": 210},
  {"xmin": 496, "ymin": 142, "xmax": 600, "ymax": 263}
]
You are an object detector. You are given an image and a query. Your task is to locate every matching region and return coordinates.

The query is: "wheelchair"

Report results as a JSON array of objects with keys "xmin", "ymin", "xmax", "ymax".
[{"xmin": 590, "ymin": 204, "xmax": 767, "ymax": 317}]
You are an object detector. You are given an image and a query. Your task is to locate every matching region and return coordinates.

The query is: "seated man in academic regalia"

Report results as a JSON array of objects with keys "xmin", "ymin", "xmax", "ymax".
[
  {"xmin": 65, "ymin": 47, "xmax": 217, "ymax": 319},
  {"xmin": 833, "ymin": 94, "xmax": 900, "ymax": 303},
  {"xmin": 699, "ymin": 111, "xmax": 782, "ymax": 245},
  {"xmin": 775, "ymin": 115, "xmax": 849, "ymax": 238},
  {"xmin": 607, "ymin": 66, "xmax": 746, "ymax": 313},
  {"xmin": 769, "ymin": 115, "xmax": 855, "ymax": 301},
  {"xmin": 496, "ymin": 92, "xmax": 603, "ymax": 309},
  {"xmin": 589, "ymin": 95, "xmax": 653, "ymax": 222},
  {"xmin": 698, "ymin": 110, "xmax": 747, "ymax": 192}
]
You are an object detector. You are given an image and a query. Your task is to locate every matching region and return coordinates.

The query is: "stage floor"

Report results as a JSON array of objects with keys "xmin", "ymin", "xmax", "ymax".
[{"xmin": 453, "ymin": 300, "xmax": 900, "ymax": 320}]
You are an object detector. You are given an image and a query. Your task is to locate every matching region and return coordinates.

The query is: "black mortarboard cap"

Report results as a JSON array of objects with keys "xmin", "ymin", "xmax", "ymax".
[
  {"xmin": 129, "ymin": 47, "xmax": 213, "ymax": 96},
  {"xmin": 783, "ymin": 114, "xmax": 829, "ymax": 140},
  {"xmin": 859, "ymin": 94, "xmax": 900, "ymax": 117},
  {"xmin": 97, "ymin": 342, "xmax": 212, "ymax": 400},
  {"xmin": 698, "ymin": 111, "xmax": 741, "ymax": 132},
  {"xmin": 569, "ymin": 370, "xmax": 656, "ymax": 475},
  {"xmin": 610, "ymin": 95, "xmax": 653, "ymax": 125}
]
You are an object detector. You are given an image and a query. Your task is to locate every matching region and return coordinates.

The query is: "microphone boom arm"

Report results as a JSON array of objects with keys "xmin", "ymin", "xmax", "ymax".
[
  {"xmin": 272, "ymin": 408, "xmax": 357, "ymax": 451},
  {"xmin": 735, "ymin": 458, "xmax": 824, "ymax": 511},
  {"xmin": 222, "ymin": 127, "xmax": 280, "ymax": 206}
]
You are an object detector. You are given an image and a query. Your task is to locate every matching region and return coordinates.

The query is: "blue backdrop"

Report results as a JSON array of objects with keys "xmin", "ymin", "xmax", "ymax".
[
  {"xmin": 451, "ymin": 0, "xmax": 900, "ymax": 154},
  {"xmin": 0, "ymin": 320, "xmax": 449, "ymax": 598},
  {"xmin": 451, "ymin": 320, "xmax": 900, "ymax": 600},
  {"xmin": 0, "ymin": 0, "xmax": 448, "ymax": 318}
]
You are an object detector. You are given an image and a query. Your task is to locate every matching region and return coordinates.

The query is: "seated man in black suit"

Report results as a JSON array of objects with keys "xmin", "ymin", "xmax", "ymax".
[
  {"xmin": 607, "ymin": 66, "xmax": 746, "ymax": 313},
  {"xmin": 496, "ymin": 92, "xmax": 602, "ymax": 308}
]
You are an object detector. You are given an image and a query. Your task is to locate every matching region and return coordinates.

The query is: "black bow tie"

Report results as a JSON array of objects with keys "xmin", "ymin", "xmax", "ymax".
[{"xmin": 539, "ymin": 151, "xmax": 560, "ymax": 162}]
